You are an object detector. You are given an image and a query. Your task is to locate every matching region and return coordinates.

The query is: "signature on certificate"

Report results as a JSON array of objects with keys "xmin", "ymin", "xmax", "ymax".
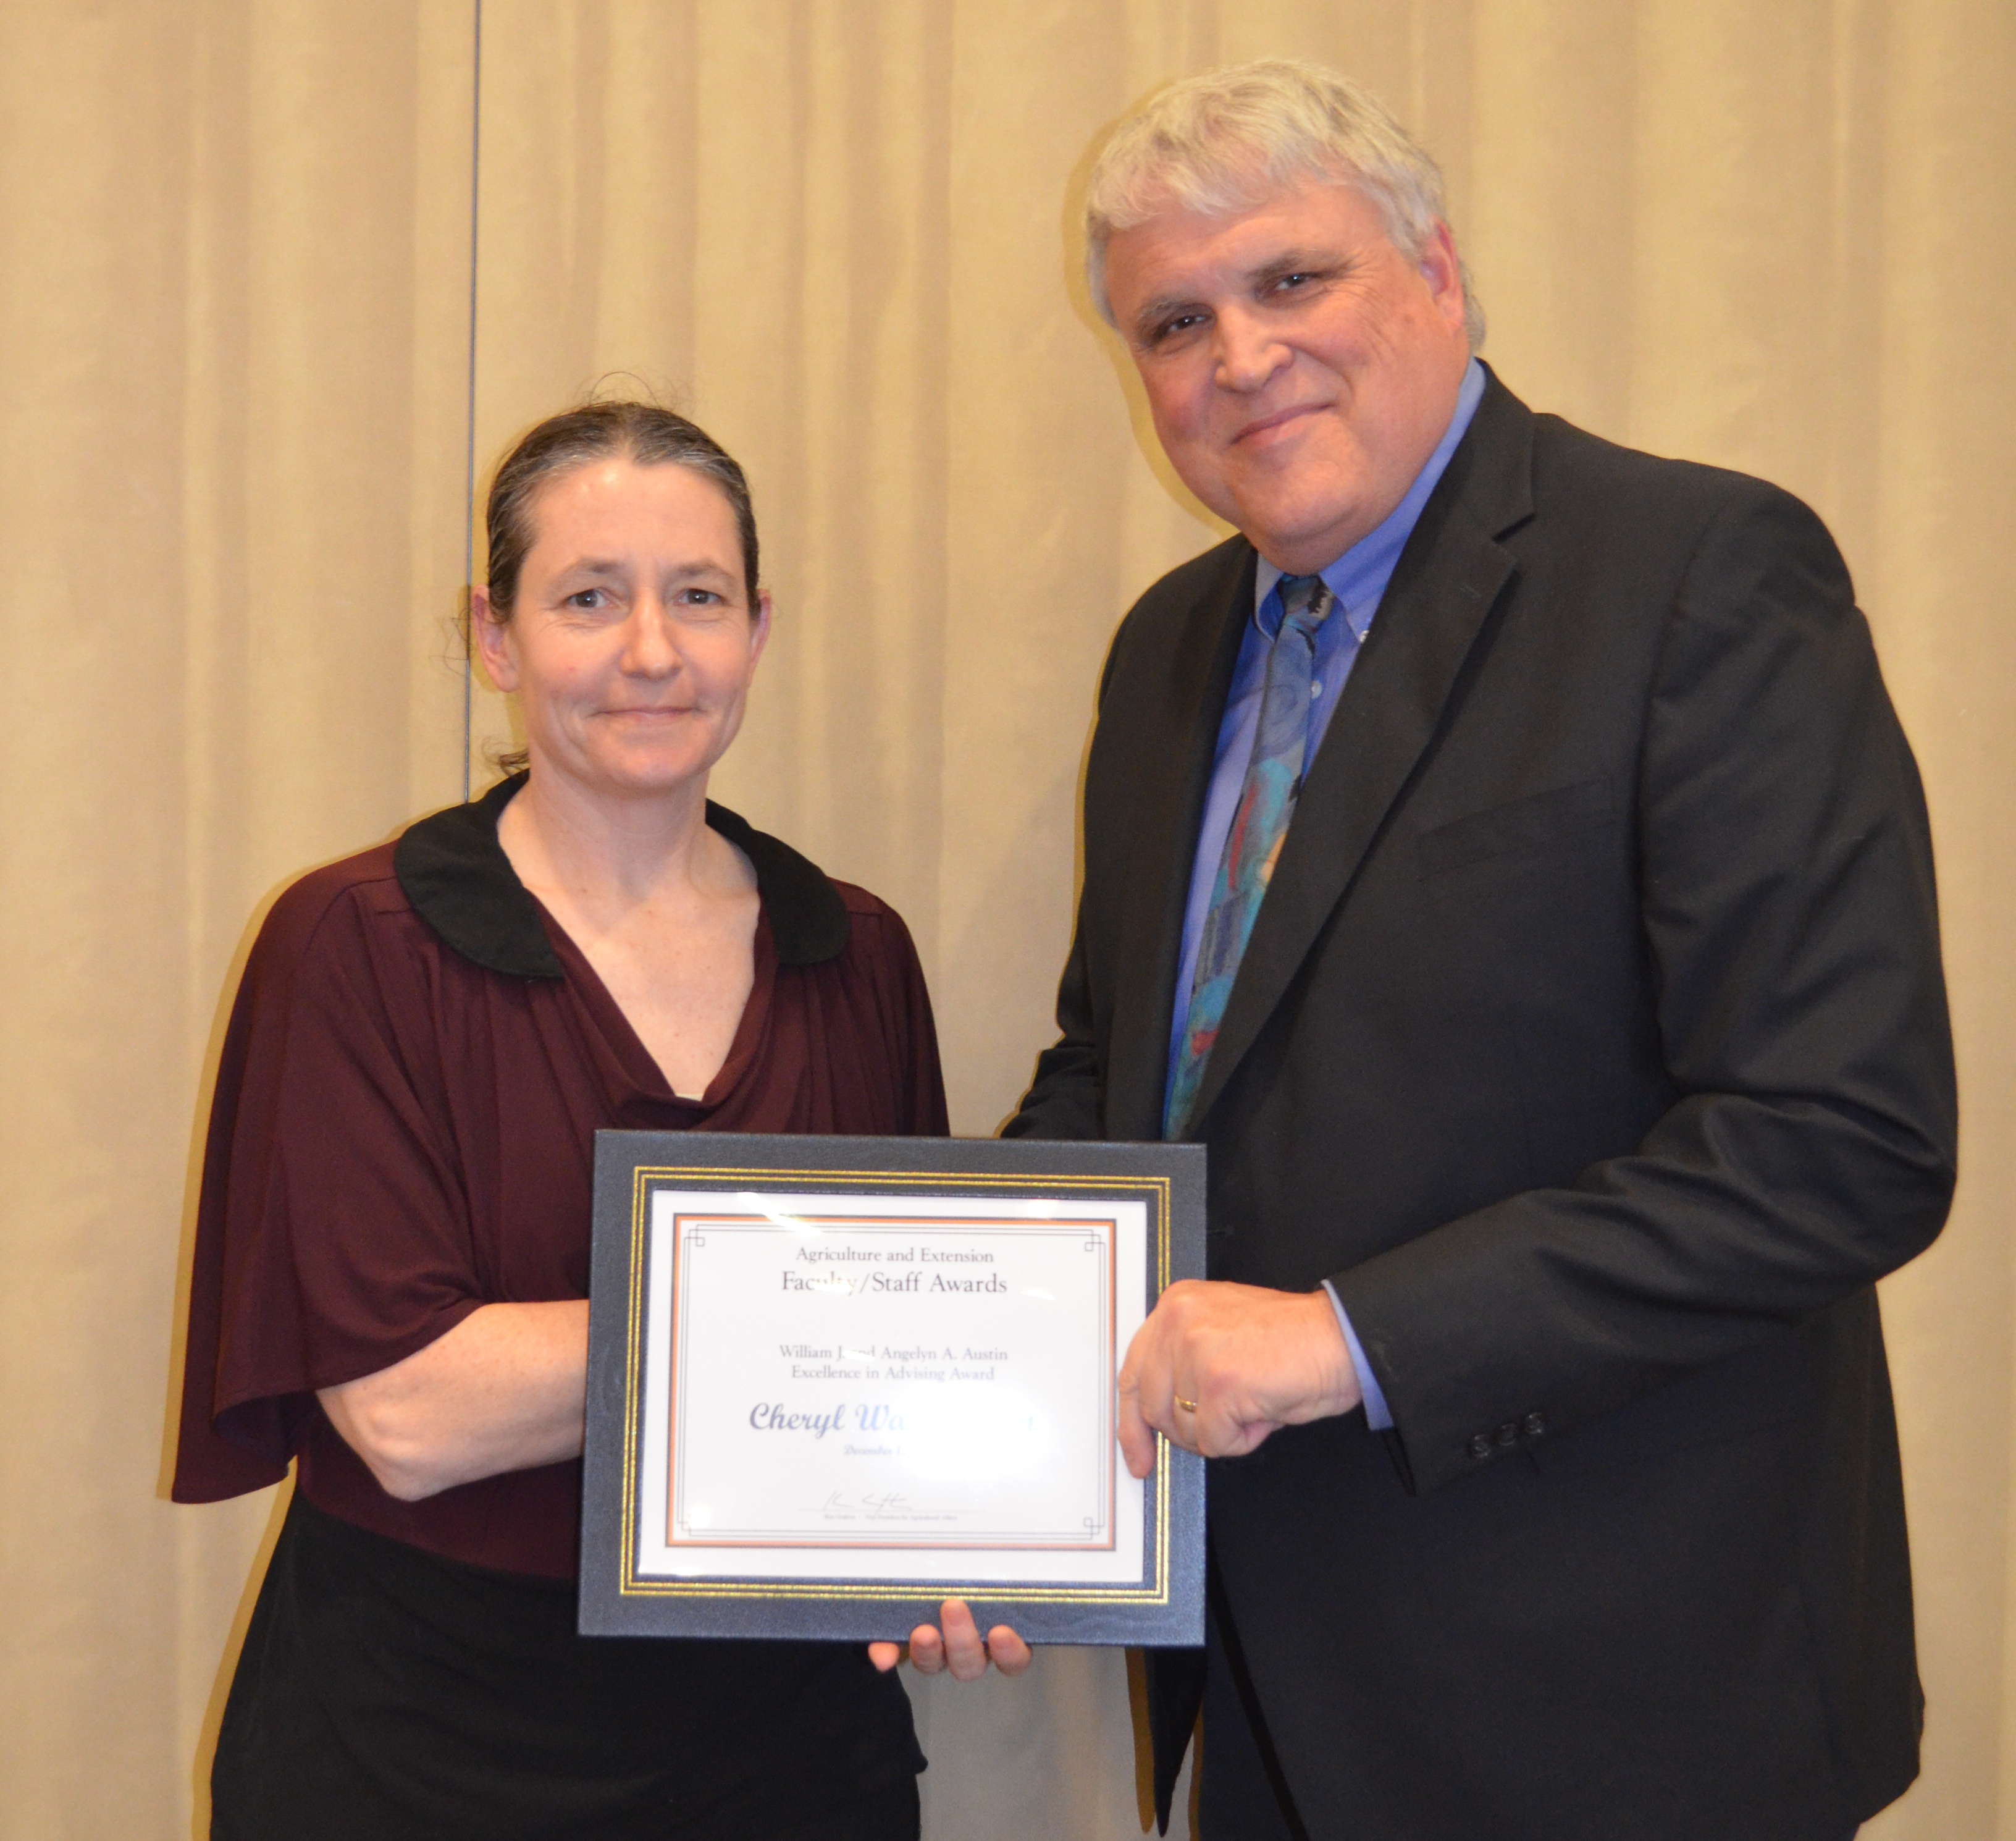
[{"xmin": 820, "ymin": 1490, "xmax": 959, "ymax": 1525}]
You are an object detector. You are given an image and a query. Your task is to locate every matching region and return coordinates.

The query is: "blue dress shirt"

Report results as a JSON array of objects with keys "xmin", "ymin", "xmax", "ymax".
[{"xmin": 1165, "ymin": 357, "xmax": 1487, "ymax": 1431}]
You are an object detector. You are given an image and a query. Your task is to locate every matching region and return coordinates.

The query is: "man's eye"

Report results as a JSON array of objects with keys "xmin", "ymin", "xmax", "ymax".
[
  {"xmin": 1151, "ymin": 311, "xmax": 1207, "ymax": 345},
  {"xmin": 1271, "ymin": 272, "xmax": 1316, "ymax": 294},
  {"xmin": 565, "ymin": 588, "xmax": 607, "ymax": 609},
  {"xmin": 678, "ymin": 588, "xmax": 724, "ymax": 607}
]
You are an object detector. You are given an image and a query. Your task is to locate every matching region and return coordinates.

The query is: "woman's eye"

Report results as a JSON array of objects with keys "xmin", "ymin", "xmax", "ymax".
[
  {"xmin": 565, "ymin": 588, "xmax": 607, "ymax": 609},
  {"xmin": 678, "ymin": 588, "xmax": 724, "ymax": 607}
]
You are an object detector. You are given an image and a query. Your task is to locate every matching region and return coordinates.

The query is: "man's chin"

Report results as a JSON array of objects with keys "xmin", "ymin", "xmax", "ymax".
[
  {"xmin": 1244, "ymin": 520, "xmax": 1366, "ymax": 576},
  {"xmin": 1226, "ymin": 479, "xmax": 1379, "ymax": 574}
]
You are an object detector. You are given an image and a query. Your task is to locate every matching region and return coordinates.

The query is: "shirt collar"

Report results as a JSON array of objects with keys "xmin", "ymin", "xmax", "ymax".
[
  {"xmin": 1254, "ymin": 355, "xmax": 1489, "ymax": 636},
  {"xmin": 392, "ymin": 772, "xmax": 849, "ymax": 979}
]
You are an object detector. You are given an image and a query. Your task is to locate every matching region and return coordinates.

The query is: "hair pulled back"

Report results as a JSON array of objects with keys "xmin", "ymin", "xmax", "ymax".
[{"xmin": 483, "ymin": 400, "xmax": 760, "ymax": 619}]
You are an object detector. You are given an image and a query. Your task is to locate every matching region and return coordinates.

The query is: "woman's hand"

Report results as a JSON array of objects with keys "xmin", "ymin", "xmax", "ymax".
[{"xmin": 868, "ymin": 1600, "xmax": 1031, "ymax": 1682}]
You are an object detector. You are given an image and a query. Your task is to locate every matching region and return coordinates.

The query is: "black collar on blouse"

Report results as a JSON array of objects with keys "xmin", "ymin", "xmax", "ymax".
[{"xmin": 392, "ymin": 772, "xmax": 850, "ymax": 979}]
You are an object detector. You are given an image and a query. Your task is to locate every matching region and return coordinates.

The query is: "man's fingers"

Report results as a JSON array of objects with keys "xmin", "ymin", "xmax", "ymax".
[
  {"xmin": 867, "ymin": 1640, "xmax": 903, "ymax": 1673},
  {"xmin": 1118, "ymin": 1393, "xmax": 1160, "ymax": 1478},
  {"xmin": 1117, "ymin": 1321, "xmax": 1166, "ymax": 1478}
]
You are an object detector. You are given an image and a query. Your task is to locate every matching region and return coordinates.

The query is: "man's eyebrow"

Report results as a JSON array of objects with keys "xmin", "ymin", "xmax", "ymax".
[
  {"xmin": 1246, "ymin": 246, "xmax": 1347, "ymax": 289},
  {"xmin": 1127, "ymin": 246, "xmax": 1356, "ymax": 340},
  {"xmin": 1130, "ymin": 293, "xmax": 1199, "ymax": 343}
]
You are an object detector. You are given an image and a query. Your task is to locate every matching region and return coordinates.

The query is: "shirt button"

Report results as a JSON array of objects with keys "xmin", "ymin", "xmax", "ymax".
[
  {"xmin": 1309, "ymin": 680, "xmax": 1322, "ymax": 698},
  {"xmin": 1495, "ymin": 1422, "xmax": 1519, "ymax": 1449},
  {"xmin": 1524, "ymin": 1412, "xmax": 1547, "ymax": 1438},
  {"xmin": 1468, "ymin": 1434, "xmax": 1492, "ymax": 1460}
]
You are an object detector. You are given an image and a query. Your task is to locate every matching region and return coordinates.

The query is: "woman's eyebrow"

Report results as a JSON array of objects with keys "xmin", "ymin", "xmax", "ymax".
[{"xmin": 553, "ymin": 556, "xmax": 737, "ymax": 583}]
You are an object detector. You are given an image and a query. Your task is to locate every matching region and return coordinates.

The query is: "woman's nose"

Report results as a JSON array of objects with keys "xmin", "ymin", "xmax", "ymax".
[{"xmin": 620, "ymin": 598, "xmax": 681, "ymax": 675}]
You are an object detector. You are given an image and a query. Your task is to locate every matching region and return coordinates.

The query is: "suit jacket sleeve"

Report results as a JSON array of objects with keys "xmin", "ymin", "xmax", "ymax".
[{"xmin": 1330, "ymin": 482, "xmax": 1957, "ymax": 1492}]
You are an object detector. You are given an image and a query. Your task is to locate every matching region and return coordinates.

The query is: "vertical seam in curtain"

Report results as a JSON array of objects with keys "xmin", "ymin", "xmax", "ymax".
[{"xmin": 461, "ymin": 0, "xmax": 484, "ymax": 801}]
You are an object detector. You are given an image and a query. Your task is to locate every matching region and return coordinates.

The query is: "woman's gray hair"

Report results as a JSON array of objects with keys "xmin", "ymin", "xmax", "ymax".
[{"xmin": 1084, "ymin": 59, "xmax": 1484, "ymax": 352}]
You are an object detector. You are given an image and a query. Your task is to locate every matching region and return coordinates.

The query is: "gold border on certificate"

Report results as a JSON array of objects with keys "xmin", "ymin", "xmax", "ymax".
[{"xmin": 616, "ymin": 1166, "xmax": 1175, "ymax": 1611}]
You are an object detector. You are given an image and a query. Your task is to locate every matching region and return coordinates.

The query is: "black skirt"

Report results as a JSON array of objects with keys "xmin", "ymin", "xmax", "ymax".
[{"xmin": 212, "ymin": 1496, "xmax": 925, "ymax": 1840}]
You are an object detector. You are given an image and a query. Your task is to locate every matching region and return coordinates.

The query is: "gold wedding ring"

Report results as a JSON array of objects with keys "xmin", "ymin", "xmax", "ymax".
[{"xmin": 1174, "ymin": 1396, "xmax": 1200, "ymax": 1415}]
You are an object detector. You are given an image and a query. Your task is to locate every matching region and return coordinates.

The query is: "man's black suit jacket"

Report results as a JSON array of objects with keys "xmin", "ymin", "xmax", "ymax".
[{"xmin": 1007, "ymin": 371, "xmax": 1956, "ymax": 1840}]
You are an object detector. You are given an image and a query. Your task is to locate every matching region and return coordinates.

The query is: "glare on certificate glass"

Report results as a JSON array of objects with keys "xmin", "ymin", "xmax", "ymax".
[
  {"xmin": 885, "ymin": 1388, "xmax": 1054, "ymax": 1483},
  {"xmin": 744, "ymin": 1197, "xmax": 821, "ymax": 1237}
]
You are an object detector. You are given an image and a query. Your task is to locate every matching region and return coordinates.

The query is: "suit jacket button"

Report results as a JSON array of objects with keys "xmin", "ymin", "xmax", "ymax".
[
  {"xmin": 1468, "ymin": 1434, "xmax": 1492, "ymax": 1460},
  {"xmin": 1495, "ymin": 1422, "xmax": 1519, "ymax": 1449},
  {"xmin": 1524, "ymin": 1412, "xmax": 1547, "ymax": 1438}
]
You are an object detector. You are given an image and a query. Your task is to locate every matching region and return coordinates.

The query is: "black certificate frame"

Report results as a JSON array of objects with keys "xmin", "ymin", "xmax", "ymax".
[{"xmin": 580, "ymin": 1131, "xmax": 1205, "ymax": 1646}]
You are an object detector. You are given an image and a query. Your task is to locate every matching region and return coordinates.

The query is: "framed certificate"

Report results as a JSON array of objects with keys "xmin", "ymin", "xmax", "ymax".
[{"xmin": 579, "ymin": 1132, "xmax": 1205, "ymax": 1645}]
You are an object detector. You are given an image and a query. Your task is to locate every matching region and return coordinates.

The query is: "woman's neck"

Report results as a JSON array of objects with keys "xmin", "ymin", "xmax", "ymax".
[
  {"xmin": 494, "ymin": 765, "xmax": 752, "ymax": 923},
  {"xmin": 494, "ymin": 764, "xmax": 763, "ymax": 1102}
]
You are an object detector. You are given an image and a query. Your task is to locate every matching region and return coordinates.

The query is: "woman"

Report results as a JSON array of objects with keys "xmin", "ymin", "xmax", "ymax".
[{"xmin": 172, "ymin": 402, "xmax": 1025, "ymax": 1840}]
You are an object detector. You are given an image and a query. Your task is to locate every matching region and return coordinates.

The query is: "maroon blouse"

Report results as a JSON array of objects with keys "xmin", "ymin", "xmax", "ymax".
[{"xmin": 172, "ymin": 777, "xmax": 949, "ymax": 1578}]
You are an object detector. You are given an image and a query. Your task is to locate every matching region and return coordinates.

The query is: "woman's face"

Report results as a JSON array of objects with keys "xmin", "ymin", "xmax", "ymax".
[{"xmin": 474, "ymin": 458, "xmax": 770, "ymax": 799}]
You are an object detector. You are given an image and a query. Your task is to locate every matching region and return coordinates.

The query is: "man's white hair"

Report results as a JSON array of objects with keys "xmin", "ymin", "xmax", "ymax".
[{"xmin": 1085, "ymin": 58, "xmax": 1485, "ymax": 352}]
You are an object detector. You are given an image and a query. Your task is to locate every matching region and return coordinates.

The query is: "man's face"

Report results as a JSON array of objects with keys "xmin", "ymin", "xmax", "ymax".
[{"xmin": 1102, "ymin": 175, "xmax": 1472, "ymax": 575}]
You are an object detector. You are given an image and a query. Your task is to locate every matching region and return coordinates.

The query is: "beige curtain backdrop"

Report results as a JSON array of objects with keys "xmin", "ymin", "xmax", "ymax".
[{"xmin": 1, "ymin": 2, "xmax": 2009, "ymax": 1835}]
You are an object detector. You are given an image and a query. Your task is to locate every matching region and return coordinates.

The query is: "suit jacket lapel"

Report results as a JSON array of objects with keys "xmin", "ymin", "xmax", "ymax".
[
  {"xmin": 1102, "ymin": 542, "xmax": 1257, "ymax": 1142},
  {"xmin": 1182, "ymin": 375, "xmax": 1538, "ymax": 1136}
]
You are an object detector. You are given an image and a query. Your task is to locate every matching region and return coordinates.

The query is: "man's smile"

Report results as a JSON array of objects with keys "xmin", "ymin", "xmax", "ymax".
[{"xmin": 1230, "ymin": 402, "xmax": 1327, "ymax": 447}]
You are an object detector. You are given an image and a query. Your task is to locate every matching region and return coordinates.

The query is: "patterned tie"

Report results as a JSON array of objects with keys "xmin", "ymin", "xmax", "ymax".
[{"xmin": 1164, "ymin": 575, "xmax": 1335, "ymax": 1139}]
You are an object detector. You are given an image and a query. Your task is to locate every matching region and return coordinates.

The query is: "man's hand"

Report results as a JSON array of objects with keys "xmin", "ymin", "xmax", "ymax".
[
  {"xmin": 1117, "ymin": 1281, "xmax": 1362, "ymax": 1477},
  {"xmin": 868, "ymin": 1599, "xmax": 1032, "ymax": 1682}
]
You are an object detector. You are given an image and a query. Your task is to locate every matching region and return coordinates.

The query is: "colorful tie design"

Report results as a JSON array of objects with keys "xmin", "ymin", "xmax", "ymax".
[{"xmin": 1164, "ymin": 575, "xmax": 1335, "ymax": 1139}]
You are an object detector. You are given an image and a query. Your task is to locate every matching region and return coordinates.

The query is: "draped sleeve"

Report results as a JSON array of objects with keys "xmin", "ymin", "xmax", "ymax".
[
  {"xmin": 172, "ymin": 816, "xmax": 952, "ymax": 1576},
  {"xmin": 172, "ymin": 851, "xmax": 485, "ymax": 1499}
]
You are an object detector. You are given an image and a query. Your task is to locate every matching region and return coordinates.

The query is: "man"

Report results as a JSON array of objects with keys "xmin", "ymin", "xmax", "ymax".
[{"xmin": 1006, "ymin": 59, "xmax": 1955, "ymax": 1841}]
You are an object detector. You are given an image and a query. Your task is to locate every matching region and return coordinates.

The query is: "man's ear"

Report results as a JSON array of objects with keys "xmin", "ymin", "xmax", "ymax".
[
  {"xmin": 469, "ymin": 586, "xmax": 518, "ymax": 693},
  {"xmin": 1418, "ymin": 221, "xmax": 1468, "ymax": 334}
]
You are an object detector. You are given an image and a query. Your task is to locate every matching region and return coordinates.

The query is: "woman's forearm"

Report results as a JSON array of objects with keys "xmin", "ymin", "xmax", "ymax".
[{"xmin": 317, "ymin": 1300, "xmax": 589, "ymax": 1501}]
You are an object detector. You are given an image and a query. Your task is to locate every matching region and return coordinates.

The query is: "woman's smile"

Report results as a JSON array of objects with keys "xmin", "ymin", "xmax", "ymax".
[{"xmin": 474, "ymin": 458, "xmax": 773, "ymax": 799}]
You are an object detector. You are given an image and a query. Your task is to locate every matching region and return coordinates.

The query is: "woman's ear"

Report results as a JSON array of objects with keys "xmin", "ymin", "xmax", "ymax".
[
  {"xmin": 469, "ymin": 586, "xmax": 518, "ymax": 693},
  {"xmin": 749, "ymin": 588, "xmax": 775, "ymax": 667}
]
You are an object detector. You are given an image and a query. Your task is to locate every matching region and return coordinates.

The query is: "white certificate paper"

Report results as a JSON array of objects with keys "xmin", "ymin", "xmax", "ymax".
[{"xmin": 633, "ymin": 1189, "xmax": 1149, "ymax": 1586}]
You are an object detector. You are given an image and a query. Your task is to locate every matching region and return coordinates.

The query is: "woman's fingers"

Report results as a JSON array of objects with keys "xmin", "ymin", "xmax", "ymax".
[
  {"xmin": 889, "ymin": 1604, "xmax": 1031, "ymax": 1680},
  {"xmin": 867, "ymin": 1640, "xmax": 904, "ymax": 1673},
  {"xmin": 985, "ymin": 1625, "xmax": 1033, "ymax": 1675},
  {"xmin": 936, "ymin": 1599, "xmax": 990, "ymax": 1681}
]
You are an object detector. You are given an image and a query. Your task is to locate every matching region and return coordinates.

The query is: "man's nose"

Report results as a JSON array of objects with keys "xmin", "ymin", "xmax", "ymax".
[{"xmin": 1214, "ymin": 308, "xmax": 1291, "ymax": 392}]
